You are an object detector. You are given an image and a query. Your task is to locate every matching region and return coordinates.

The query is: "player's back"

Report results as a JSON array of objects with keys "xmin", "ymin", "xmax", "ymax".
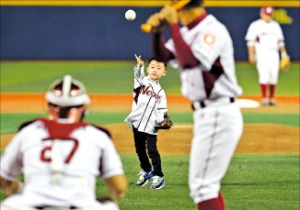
[{"xmin": 7, "ymin": 118, "xmax": 117, "ymax": 207}]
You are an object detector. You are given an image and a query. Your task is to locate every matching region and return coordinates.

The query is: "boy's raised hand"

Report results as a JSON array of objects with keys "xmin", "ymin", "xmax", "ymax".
[{"xmin": 135, "ymin": 54, "xmax": 144, "ymax": 68}]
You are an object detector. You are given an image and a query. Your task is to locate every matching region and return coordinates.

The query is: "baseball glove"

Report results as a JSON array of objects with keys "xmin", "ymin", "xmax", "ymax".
[
  {"xmin": 280, "ymin": 55, "xmax": 290, "ymax": 71},
  {"xmin": 155, "ymin": 112, "xmax": 173, "ymax": 130}
]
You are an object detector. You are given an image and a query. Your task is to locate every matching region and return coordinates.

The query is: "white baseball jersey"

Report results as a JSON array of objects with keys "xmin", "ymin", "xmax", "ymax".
[
  {"xmin": 165, "ymin": 14, "xmax": 242, "ymax": 101},
  {"xmin": 0, "ymin": 118, "xmax": 124, "ymax": 209},
  {"xmin": 162, "ymin": 14, "xmax": 243, "ymax": 203},
  {"xmin": 245, "ymin": 19, "xmax": 285, "ymax": 84},
  {"xmin": 124, "ymin": 65, "xmax": 167, "ymax": 135}
]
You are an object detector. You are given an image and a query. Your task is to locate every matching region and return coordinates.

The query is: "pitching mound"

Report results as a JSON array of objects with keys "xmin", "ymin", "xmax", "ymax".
[
  {"xmin": 1, "ymin": 124, "xmax": 298, "ymax": 154},
  {"xmin": 105, "ymin": 123, "xmax": 299, "ymax": 154}
]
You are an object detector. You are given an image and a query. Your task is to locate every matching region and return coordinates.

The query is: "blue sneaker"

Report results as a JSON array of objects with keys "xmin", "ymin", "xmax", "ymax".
[
  {"xmin": 136, "ymin": 170, "xmax": 153, "ymax": 186},
  {"xmin": 150, "ymin": 176, "xmax": 165, "ymax": 189}
]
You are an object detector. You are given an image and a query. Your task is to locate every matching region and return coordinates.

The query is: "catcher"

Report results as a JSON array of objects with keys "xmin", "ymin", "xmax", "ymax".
[
  {"xmin": 0, "ymin": 75, "xmax": 127, "ymax": 210},
  {"xmin": 125, "ymin": 55, "xmax": 172, "ymax": 190}
]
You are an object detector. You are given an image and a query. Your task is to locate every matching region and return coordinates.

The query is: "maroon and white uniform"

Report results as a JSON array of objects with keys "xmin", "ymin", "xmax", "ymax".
[
  {"xmin": 245, "ymin": 18, "xmax": 285, "ymax": 84},
  {"xmin": 153, "ymin": 13, "xmax": 243, "ymax": 203},
  {"xmin": 0, "ymin": 118, "xmax": 123, "ymax": 210},
  {"xmin": 125, "ymin": 65, "xmax": 167, "ymax": 135}
]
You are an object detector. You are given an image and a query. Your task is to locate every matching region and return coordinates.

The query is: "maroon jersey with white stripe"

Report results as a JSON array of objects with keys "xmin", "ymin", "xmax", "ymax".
[{"xmin": 165, "ymin": 14, "xmax": 242, "ymax": 102}]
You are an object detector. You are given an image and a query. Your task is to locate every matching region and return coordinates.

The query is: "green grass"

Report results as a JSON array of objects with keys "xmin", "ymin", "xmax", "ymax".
[
  {"xmin": 95, "ymin": 153, "xmax": 300, "ymax": 210},
  {"xmin": 1, "ymin": 153, "xmax": 299, "ymax": 209},
  {"xmin": 1, "ymin": 61, "xmax": 299, "ymax": 95},
  {"xmin": 1, "ymin": 112, "xmax": 298, "ymax": 135},
  {"xmin": 235, "ymin": 62, "xmax": 300, "ymax": 96},
  {"xmin": 242, "ymin": 113, "xmax": 299, "ymax": 127},
  {"xmin": 222, "ymin": 154, "xmax": 300, "ymax": 210}
]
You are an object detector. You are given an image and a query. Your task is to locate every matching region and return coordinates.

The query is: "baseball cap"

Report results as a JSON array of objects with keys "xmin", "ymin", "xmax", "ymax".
[{"xmin": 261, "ymin": 6, "xmax": 274, "ymax": 16}]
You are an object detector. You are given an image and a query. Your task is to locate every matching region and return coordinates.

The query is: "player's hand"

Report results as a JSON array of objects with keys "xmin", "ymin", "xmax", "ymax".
[
  {"xmin": 135, "ymin": 54, "xmax": 144, "ymax": 68},
  {"xmin": 159, "ymin": 5, "xmax": 178, "ymax": 24},
  {"xmin": 280, "ymin": 54, "xmax": 290, "ymax": 71},
  {"xmin": 145, "ymin": 13, "xmax": 164, "ymax": 32},
  {"xmin": 248, "ymin": 53, "xmax": 256, "ymax": 64}
]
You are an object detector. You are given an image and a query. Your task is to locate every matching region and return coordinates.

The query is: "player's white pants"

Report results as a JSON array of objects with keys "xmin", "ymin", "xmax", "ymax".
[
  {"xmin": 1, "ymin": 194, "xmax": 120, "ymax": 210},
  {"xmin": 256, "ymin": 50, "xmax": 280, "ymax": 84},
  {"xmin": 189, "ymin": 102, "xmax": 243, "ymax": 204}
]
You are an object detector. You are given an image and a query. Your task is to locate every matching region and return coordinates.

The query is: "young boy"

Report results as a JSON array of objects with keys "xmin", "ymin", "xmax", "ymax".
[{"xmin": 125, "ymin": 55, "xmax": 168, "ymax": 190}]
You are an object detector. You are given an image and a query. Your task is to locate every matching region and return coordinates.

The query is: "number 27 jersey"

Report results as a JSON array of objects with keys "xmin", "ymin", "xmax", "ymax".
[{"xmin": 0, "ymin": 118, "xmax": 124, "ymax": 207}]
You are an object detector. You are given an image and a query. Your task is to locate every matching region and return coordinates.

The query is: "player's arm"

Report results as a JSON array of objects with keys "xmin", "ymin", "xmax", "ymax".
[
  {"xmin": 99, "ymin": 132, "xmax": 128, "ymax": 200},
  {"xmin": 279, "ymin": 45, "xmax": 288, "ymax": 58},
  {"xmin": 158, "ymin": 5, "xmax": 200, "ymax": 69},
  {"xmin": 134, "ymin": 54, "xmax": 144, "ymax": 76},
  {"xmin": 152, "ymin": 32, "xmax": 174, "ymax": 62},
  {"xmin": 0, "ymin": 131, "xmax": 24, "ymax": 196},
  {"xmin": 133, "ymin": 54, "xmax": 145, "ymax": 87},
  {"xmin": 156, "ymin": 91, "xmax": 168, "ymax": 123},
  {"xmin": 104, "ymin": 174, "xmax": 128, "ymax": 199},
  {"xmin": 247, "ymin": 45, "xmax": 256, "ymax": 64},
  {"xmin": 0, "ymin": 177, "xmax": 23, "ymax": 196},
  {"xmin": 245, "ymin": 23, "xmax": 256, "ymax": 64}
]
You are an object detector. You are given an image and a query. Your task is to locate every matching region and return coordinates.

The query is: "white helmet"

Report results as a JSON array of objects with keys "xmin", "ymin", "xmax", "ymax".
[{"xmin": 45, "ymin": 75, "xmax": 90, "ymax": 107}]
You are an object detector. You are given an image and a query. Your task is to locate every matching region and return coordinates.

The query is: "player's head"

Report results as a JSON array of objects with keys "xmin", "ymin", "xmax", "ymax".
[
  {"xmin": 173, "ymin": 0, "xmax": 205, "ymax": 26},
  {"xmin": 260, "ymin": 6, "xmax": 274, "ymax": 22},
  {"xmin": 45, "ymin": 75, "xmax": 90, "ymax": 122},
  {"xmin": 182, "ymin": 0, "xmax": 203, "ymax": 10},
  {"xmin": 146, "ymin": 57, "xmax": 167, "ymax": 81}
]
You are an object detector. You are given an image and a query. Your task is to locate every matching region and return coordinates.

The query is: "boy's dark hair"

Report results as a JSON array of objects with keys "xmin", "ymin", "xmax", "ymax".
[{"xmin": 148, "ymin": 57, "xmax": 168, "ymax": 69}]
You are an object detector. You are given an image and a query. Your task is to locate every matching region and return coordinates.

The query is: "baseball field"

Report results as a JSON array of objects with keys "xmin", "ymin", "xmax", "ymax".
[{"xmin": 0, "ymin": 61, "xmax": 299, "ymax": 209}]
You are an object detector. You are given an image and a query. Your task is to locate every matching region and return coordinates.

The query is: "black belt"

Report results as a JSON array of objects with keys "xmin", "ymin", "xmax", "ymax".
[
  {"xmin": 34, "ymin": 206, "xmax": 78, "ymax": 210},
  {"xmin": 191, "ymin": 97, "xmax": 235, "ymax": 111}
]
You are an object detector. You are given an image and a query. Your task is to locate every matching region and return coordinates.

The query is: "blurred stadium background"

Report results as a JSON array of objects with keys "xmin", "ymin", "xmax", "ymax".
[{"xmin": 0, "ymin": 0, "xmax": 299, "ymax": 61}]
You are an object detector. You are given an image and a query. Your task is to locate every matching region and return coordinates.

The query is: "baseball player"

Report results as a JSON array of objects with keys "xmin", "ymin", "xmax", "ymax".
[
  {"xmin": 144, "ymin": 0, "xmax": 243, "ymax": 209},
  {"xmin": 245, "ymin": 6, "xmax": 289, "ymax": 106},
  {"xmin": 124, "ymin": 55, "xmax": 168, "ymax": 190},
  {"xmin": 0, "ymin": 75, "xmax": 128, "ymax": 210}
]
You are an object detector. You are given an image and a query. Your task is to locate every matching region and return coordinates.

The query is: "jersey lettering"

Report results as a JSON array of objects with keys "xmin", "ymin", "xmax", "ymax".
[
  {"xmin": 40, "ymin": 138, "xmax": 79, "ymax": 164},
  {"xmin": 140, "ymin": 85, "xmax": 161, "ymax": 100}
]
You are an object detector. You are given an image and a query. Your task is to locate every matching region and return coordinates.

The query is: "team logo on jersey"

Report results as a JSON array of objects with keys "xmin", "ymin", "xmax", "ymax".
[
  {"xmin": 204, "ymin": 34, "xmax": 215, "ymax": 45},
  {"xmin": 140, "ymin": 86, "xmax": 161, "ymax": 101}
]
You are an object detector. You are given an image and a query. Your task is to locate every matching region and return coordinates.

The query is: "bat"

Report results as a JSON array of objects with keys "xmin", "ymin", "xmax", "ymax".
[{"xmin": 140, "ymin": 0, "xmax": 191, "ymax": 33}]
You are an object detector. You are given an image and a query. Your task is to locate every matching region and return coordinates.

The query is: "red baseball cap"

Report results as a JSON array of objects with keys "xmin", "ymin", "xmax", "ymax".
[{"xmin": 261, "ymin": 6, "xmax": 274, "ymax": 16}]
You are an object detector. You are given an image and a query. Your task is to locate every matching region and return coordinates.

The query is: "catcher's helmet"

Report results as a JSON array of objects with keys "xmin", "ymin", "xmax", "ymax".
[{"xmin": 45, "ymin": 75, "xmax": 90, "ymax": 107}]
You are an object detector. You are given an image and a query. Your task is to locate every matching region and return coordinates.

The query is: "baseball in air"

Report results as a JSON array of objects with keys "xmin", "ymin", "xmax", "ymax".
[{"xmin": 125, "ymin": 9, "xmax": 136, "ymax": 21}]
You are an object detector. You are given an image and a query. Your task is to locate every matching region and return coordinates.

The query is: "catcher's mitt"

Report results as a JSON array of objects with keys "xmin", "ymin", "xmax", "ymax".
[
  {"xmin": 280, "ymin": 55, "xmax": 290, "ymax": 72},
  {"xmin": 155, "ymin": 112, "xmax": 173, "ymax": 130}
]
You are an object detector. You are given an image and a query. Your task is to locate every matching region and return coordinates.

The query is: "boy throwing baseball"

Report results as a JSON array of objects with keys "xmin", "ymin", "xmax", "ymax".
[{"xmin": 125, "ymin": 55, "xmax": 170, "ymax": 190}]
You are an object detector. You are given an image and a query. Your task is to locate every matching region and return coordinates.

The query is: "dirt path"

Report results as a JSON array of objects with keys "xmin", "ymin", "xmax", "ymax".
[
  {"xmin": 1, "ymin": 93, "xmax": 299, "ymax": 113},
  {"xmin": 1, "ymin": 93, "xmax": 299, "ymax": 153}
]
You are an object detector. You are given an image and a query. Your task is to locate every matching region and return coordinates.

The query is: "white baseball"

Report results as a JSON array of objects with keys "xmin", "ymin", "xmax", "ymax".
[{"xmin": 125, "ymin": 9, "xmax": 136, "ymax": 21}]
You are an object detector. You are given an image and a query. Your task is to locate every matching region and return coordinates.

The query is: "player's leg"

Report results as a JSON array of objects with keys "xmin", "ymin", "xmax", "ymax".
[
  {"xmin": 268, "ymin": 55, "xmax": 280, "ymax": 105},
  {"xmin": 146, "ymin": 134, "xmax": 165, "ymax": 189},
  {"xmin": 146, "ymin": 134, "xmax": 163, "ymax": 177},
  {"xmin": 189, "ymin": 104, "xmax": 243, "ymax": 209},
  {"xmin": 256, "ymin": 62, "xmax": 269, "ymax": 105},
  {"xmin": 82, "ymin": 197, "xmax": 120, "ymax": 210},
  {"xmin": 189, "ymin": 108, "xmax": 222, "ymax": 207},
  {"xmin": 133, "ymin": 127, "xmax": 152, "ymax": 172},
  {"xmin": 133, "ymin": 127, "xmax": 153, "ymax": 186},
  {"xmin": 0, "ymin": 194, "xmax": 24, "ymax": 210}
]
